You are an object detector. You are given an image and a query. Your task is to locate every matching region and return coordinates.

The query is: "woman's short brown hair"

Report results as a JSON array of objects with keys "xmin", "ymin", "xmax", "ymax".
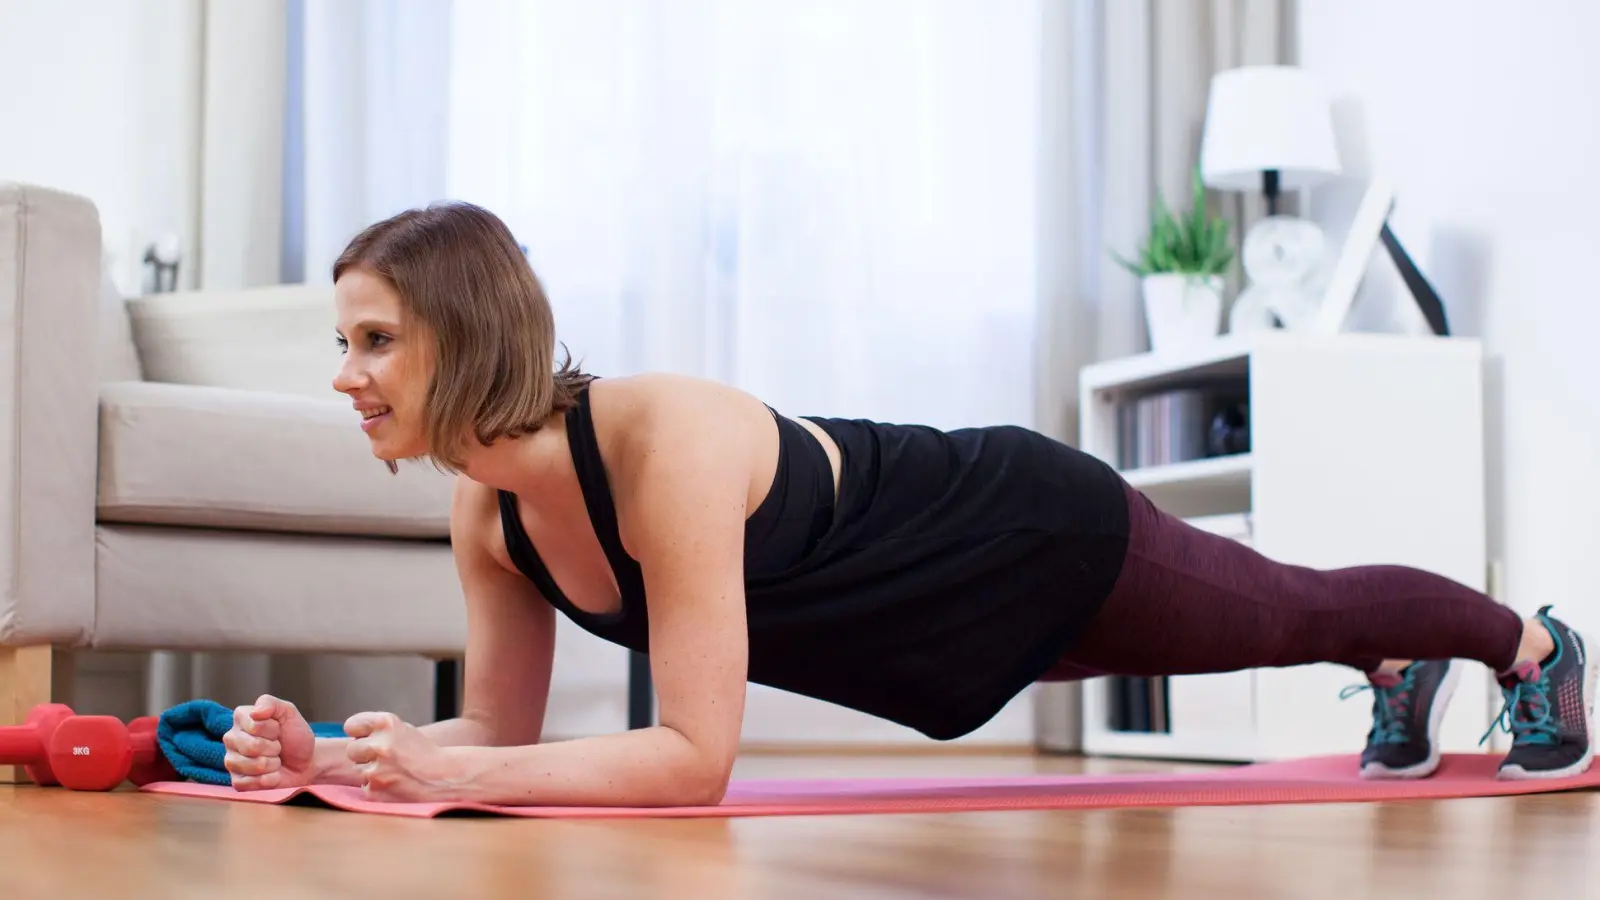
[{"xmin": 333, "ymin": 201, "xmax": 593, "ymax": 473}]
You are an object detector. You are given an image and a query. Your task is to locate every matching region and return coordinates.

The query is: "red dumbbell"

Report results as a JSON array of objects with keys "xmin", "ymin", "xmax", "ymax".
[
  {"xmin": 46, "ymin": 714, "xmax": 179, "ymax": 791},
  {"xmin": 0, "ymin": 705, "xmax": 179, "ymax": 791},
  {"xmin": 127, "ymin": 717, "xmax": 180, "ymax": 786},
  {"xmin": 0, "ymin": 703, "xmax": 75, "ymax": 786}
]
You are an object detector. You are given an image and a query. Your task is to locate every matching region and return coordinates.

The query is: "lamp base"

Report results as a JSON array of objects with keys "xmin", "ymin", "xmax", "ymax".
[
  {"xmin": 1263, "ymin": 169, "xmax": 1281, "ymax": 216},
  {"xmin": 1230, "ymin": 214, "xmax": 1326, "ymax": 334}
]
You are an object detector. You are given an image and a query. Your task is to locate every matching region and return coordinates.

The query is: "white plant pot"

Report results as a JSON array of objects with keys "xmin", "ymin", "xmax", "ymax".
[{"xmin": 1141, "ymin": 273, "xmax": 1223, "ymax": 353}]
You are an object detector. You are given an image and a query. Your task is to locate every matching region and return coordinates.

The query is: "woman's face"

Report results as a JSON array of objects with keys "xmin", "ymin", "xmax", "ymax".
[{"xmin": 333, "ymin": 268, "xmax": 434, "ymax": 466}]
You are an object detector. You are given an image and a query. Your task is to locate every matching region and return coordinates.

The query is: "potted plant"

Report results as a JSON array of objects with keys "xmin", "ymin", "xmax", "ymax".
[{"xmin": 1113, "ymin": 167, "xmax": 1235, "ymax": 353}]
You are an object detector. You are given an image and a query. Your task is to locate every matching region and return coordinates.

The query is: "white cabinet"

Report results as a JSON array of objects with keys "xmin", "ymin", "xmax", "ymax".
[{"xmin": 1075, "ymin": 331, "xmax": 1495, "ymax": 761}]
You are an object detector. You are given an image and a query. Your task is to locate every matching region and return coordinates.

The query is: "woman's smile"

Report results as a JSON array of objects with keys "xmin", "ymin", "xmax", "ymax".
[{"xmin": 357, "ymin": 403, "xmax": 394, "ymax": 433}]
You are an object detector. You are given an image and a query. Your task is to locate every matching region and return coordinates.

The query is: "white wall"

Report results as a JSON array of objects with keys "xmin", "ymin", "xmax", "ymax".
[
  {"xmin": 0, "ymin": 0, "xmax": 202, "ymax": 294},
  {"xmin": 1296, "ymin": 2, "xmax": 1600, "ymax": 637}
]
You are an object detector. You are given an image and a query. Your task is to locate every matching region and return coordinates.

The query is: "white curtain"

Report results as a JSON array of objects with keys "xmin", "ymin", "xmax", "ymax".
[
  {"xmin": 293, "ymin": 0, "xmax": 1048, "ymax": 433},
  {"xmin": 286, "ymin": 0, "xmax": 454, "ymax": 284}
]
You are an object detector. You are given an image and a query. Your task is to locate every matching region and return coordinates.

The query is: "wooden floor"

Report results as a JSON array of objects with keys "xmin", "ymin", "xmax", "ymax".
[{"xmin": 3, "ymin": 750, "xmax": 1597, "ymax": 899}]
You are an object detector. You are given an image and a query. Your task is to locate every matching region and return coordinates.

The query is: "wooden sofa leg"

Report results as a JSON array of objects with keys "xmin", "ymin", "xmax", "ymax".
[{"xmin": 0, "ymin": 646, "xmax": 74, "ymax": 784}]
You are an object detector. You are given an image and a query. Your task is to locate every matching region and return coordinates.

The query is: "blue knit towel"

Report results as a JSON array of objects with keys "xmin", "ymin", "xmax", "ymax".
[{"xmin": 157, "ymin": 699, "xmax": 344, "ymax": 786}]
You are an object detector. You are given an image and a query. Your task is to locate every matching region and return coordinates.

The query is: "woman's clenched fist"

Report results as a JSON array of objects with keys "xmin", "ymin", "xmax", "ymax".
[
  {"xmin": 223, "ymin": 694, "xmax": 318, "ymax": 790},
  {"xmin": 344, "ymin": 711, "xmax": 459, "ymax": 802}
]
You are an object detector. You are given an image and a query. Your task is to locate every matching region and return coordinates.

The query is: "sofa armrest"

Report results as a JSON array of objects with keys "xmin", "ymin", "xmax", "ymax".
[{"xmin": 0, "ymin": 184, "xmax": 101, "ymax": 645}]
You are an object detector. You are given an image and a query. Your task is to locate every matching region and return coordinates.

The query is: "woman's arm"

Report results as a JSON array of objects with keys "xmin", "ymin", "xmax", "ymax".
[
  {"xmin": 312, "ymin": 476, "xmax": 558, "ymax": 786},
  {"xmin": 429, "ymin": 388, "xmax": 753, "ymax": 807}
]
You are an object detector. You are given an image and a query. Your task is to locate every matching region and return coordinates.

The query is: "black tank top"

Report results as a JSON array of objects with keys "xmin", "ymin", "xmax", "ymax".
[{"xmin": 497, "ymin": 384, "xmax": 1131, "ymax": 740}]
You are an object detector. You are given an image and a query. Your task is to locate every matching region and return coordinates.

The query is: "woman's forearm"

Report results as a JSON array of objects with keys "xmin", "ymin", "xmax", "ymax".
[
  {"xmin": 447, "ymin": 725, "xmax": 729, "ymax": 808},
  {"xmin": 312, "ymin": 716, "xmax": 496, "ymax": 786},
  {"xmin": 419, "ymin": 716, "xmax": 496, "ymax": 747}
]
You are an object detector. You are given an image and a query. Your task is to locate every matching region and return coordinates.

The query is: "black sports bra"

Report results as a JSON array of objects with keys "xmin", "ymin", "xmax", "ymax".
[{"xmin": 495, "ymin": 387, "xmax": 837, "ymax": 629}]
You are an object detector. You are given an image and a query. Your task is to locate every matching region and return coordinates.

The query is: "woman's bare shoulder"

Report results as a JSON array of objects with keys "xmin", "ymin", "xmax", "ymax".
[
  {"xmin": 587, "ymin": 373, "xmax": 777, "ymax": 517},
  {"xmin": 589, "ymin": 373, "xmax": 771, "ymax": 442},
  {"xmin": 589, "ymin": 371, "xmax": 760, "ymax": 412}
]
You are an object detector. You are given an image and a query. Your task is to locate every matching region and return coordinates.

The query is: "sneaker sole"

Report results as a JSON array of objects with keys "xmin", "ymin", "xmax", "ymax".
[
  {"xmin": 1360, "ymin": 662, "xmax": 1462, "ymax": 780},
  {"xmin": 1497, "ymin": 628, "xmax": 1599, "ymax": 781}
]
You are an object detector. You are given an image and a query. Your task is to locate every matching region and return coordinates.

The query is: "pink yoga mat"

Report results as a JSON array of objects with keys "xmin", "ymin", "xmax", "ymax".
[{"xmin": 137, "ymin": 753, "xmax": 1600, "ymax": 819}]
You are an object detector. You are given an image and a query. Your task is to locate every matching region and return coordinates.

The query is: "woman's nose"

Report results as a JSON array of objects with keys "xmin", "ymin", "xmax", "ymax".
[{"xmin": 332, "ymin": 358, "xmax": 365, "ymax": 394}]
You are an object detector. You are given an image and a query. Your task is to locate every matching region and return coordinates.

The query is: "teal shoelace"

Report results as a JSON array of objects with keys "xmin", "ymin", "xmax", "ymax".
[
  {"xmin": 1482, "ymin": 615, "xmax": 1564, "ymax": 748},
  {"xmin": 1480, "ymin": 671, "xmax": 1558, "ymax": 747},
  {"xmin": 1339, "ymin": 667, "xmax": 1417, "ymax": 746}
]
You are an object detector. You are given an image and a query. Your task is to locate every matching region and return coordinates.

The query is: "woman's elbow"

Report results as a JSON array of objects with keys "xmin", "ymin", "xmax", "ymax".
[
  {"xmin": 661, "ymin": 719, "xmax": 738, "ymax": 806},
  {"xmin": 672, "ymin": 739, "xmax": 734, "ymax": 806},
  {"xmin": 679, "ymin": 762, "xmax": 733, "ymax": 807}
]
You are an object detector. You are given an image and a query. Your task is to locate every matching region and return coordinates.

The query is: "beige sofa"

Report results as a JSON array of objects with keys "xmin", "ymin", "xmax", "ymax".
[{"xmin": 0, "ymin": 182, "xmax": 466, "ymax": 770}]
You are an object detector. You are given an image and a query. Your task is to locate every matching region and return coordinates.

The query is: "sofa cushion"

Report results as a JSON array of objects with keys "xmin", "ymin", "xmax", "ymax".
[
  {"xmin": 98, "ymin": 381, "xmax": 454, "ymax": 539},
  {"xmin": 125, "ymin": 283, "xmax": 340, "ymax": 400}
]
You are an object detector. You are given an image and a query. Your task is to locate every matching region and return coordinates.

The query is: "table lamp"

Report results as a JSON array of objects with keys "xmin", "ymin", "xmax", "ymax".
[
  {"xmin": 1201, "ymin": 65, "xmax": 1342, "ymax": 332},
  {"xmin": 1201, "ymin": 65, "xmax": 1341, "ymax": 213}
]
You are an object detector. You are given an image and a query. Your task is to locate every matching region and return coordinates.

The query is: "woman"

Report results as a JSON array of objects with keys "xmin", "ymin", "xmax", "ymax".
[{"xmin": 222, "ymin": 202, "xmax": 1593, "ymax": 805}]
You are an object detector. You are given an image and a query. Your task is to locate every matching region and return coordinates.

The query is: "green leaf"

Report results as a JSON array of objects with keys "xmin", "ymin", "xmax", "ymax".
[{"xmin": 1108, "ymin": 163, "xmax": 1238, "ymax": 277}]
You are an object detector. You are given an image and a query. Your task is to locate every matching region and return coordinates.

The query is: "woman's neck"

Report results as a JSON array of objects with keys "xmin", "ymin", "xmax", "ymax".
[{"xmin": 458, "ymin": 415, "xmax": 572, "ymax": 496}]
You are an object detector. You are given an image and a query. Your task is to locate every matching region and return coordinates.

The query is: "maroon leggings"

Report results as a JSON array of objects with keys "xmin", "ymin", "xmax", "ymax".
[{"xmin": 1043, "ymin": 482, "xmax": 1524, "ymax": 681}]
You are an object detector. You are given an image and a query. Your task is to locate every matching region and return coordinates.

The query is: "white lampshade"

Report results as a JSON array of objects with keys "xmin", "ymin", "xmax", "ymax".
[{"xmin": 1200, "ymin": 65, "xmax": 1341, "ymax": 192}]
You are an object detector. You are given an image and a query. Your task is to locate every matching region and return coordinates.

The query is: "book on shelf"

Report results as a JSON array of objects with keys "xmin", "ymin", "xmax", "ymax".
[
  {"xmin": 1114, "ymin": 378, "xmax": 1249, "ymax": 471},
  {"xmin": 1108, "ymin": 674, "xmax": 1170, "ymax": 735}
]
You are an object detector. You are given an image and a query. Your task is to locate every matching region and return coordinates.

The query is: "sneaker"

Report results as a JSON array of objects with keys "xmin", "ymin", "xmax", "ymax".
[
  {"xmin": 1340, "ymin": 659, "xmax": 1461, "ymax": 779},
  {"xmin": 1483, "ymin": 605, "xmax": 1597, "ymax": 780}
]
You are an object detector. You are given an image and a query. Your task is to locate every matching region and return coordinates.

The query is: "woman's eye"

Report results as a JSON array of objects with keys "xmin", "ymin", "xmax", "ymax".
[
  {"xmin": 334, "ymin": 335, "xmax": 349, "ymax": 353},
  {"xmin": 369, "ymin": 333, "xmax": 391, "ymax": 348}
]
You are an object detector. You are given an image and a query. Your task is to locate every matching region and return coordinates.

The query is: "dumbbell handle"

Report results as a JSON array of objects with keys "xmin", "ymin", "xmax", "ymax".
[
  {"xmin": 127, "ymin": 716, "xmax": 178, "ymax": 786},
  {"xmin": 129, "ymin": 722, "xmax": 160, "ymax": 764},
  {"xmin": 0, "ymin": 725, "xmax": 46, "ymax": 762}
]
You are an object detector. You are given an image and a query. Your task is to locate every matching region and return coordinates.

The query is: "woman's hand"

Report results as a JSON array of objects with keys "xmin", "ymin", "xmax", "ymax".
[
  {"xmin": 344, "ymin": 711, "xmax": 464, "ymax": 802},
  {"xmin": 224, "ymin": 694, "xmax": 319, "ymax": 790}
]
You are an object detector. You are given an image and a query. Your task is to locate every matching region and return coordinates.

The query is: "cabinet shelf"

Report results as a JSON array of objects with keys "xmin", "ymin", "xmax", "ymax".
[{"xmin": 1120, "ymin": 452, "xmax": 1252, "ymax": 488}]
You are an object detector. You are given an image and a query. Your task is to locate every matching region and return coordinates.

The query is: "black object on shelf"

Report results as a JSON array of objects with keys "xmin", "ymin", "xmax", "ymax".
[{"xmin": 1207, "ymin": 401, "xmax": 1251, "ymax": 457}]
